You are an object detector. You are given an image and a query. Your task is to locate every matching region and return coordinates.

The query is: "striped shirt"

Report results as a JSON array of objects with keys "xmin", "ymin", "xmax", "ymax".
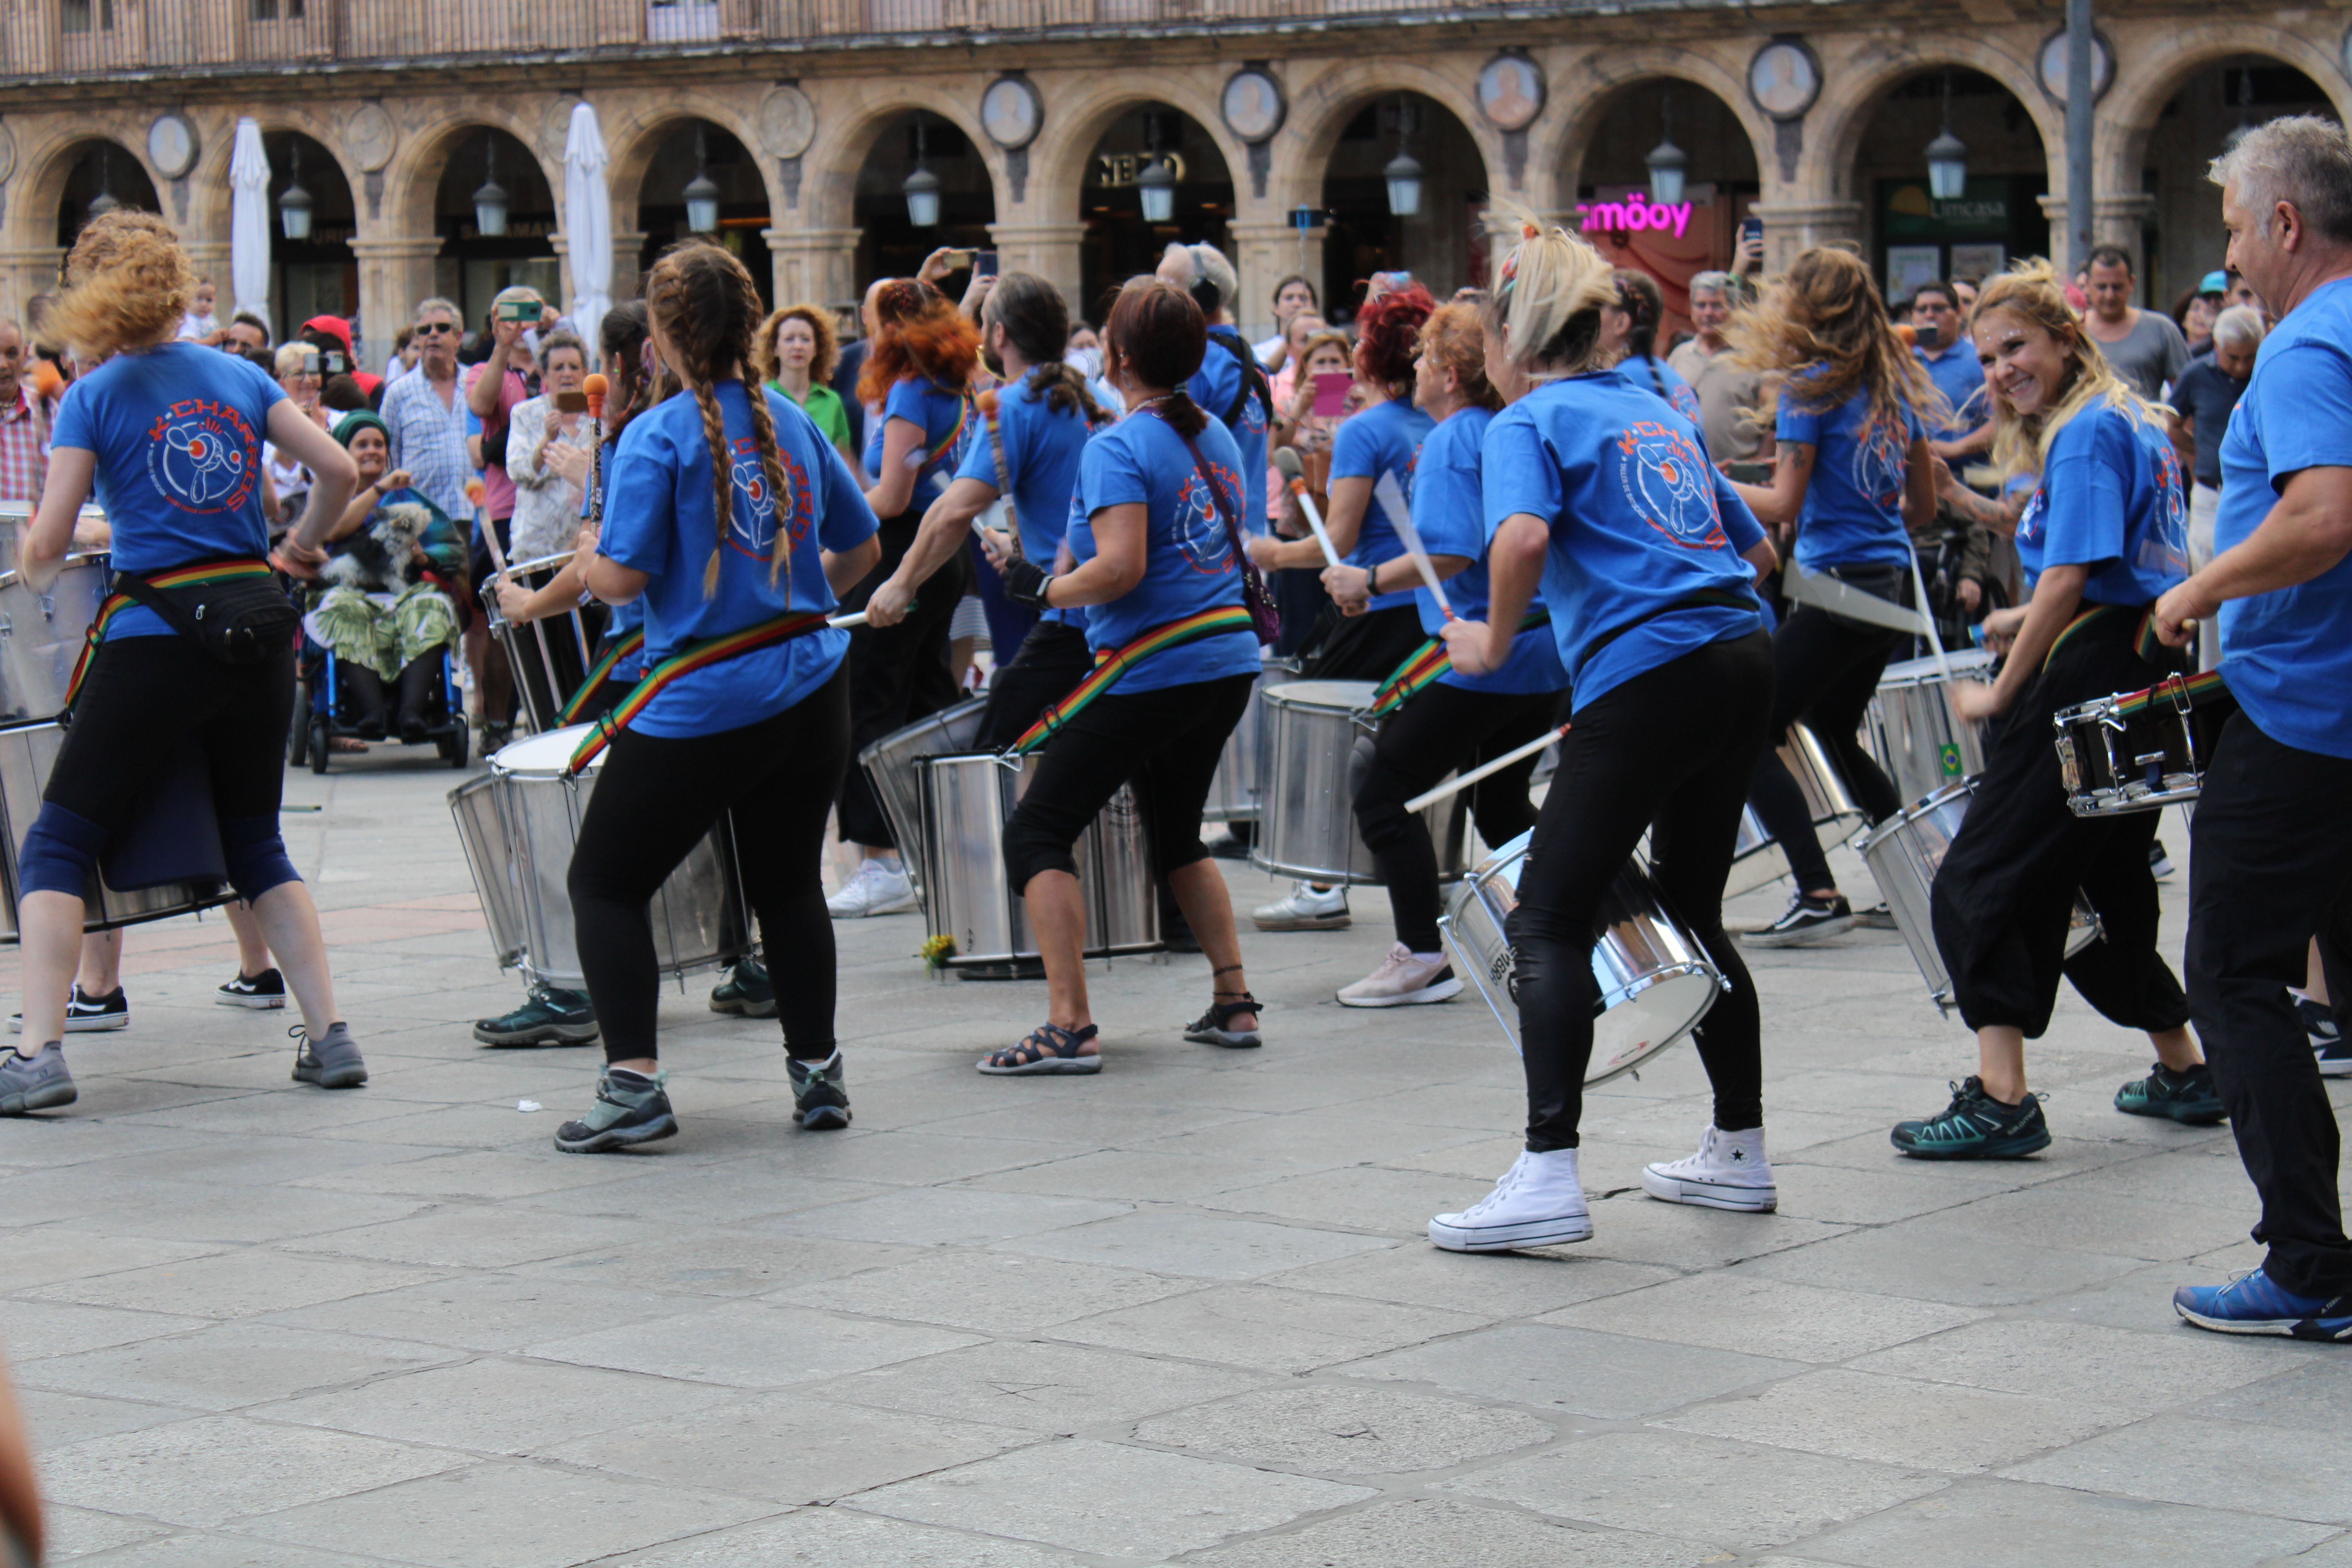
[
  {"xmin": 379, "ymin": 365, "xmax": 475, "ymax": 520},
  {"xmin": 0, "ymin": 385, "xmax": 47, "ymax": 506}
]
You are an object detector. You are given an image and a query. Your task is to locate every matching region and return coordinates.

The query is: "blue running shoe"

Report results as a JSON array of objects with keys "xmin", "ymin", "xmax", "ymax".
[{"xmin": 2174, "ymin": 1271, "xmax": 2352, "ymax": 1341}]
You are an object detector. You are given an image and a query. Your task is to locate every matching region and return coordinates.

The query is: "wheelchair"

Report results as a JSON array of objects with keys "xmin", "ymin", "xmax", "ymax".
[{"xmin": 287, "ymin": 616, "xmax": 469, "ymax": 774}]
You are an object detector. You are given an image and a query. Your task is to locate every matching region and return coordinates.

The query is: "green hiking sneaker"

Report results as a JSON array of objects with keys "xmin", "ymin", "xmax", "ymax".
[
  {"xmin": 554, "ymin": 1066, "xmax": 677, "ymax": 1154},
  {"xmin": 1891, "ymin": 1076, "xmax": 2052, "ymax": 1159},
  {"xmin": 786, "ymin": 1049, "xmax": 851, "ymax": 1130},
  {"xmin": 2114, "ymin": 1061, "xmax": 2227, "ymax": 1126},
  {"xmin": 475, "ymin": 985, "xmax": 599, "ymax": 1047},
  {"xmin": 708, "ymin": 958, "xmax": 775, "ymax": 1019}
]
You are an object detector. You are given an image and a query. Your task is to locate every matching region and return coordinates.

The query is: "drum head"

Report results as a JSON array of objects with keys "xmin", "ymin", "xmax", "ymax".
[
  {"xmin": 1878, "ymin": 648, "xmax": 1994, "ymax": 688},
  {"xmin": 1265, "ymin": 680, "xmax": 1379, "ymax": 711},
  {"xmin": 1588, "ymin": 968, "xmax": 1717, "ymax": 1085},
  {"xmin": 493, "ymin": 724, "xmax": 597, "ymax": 777}
]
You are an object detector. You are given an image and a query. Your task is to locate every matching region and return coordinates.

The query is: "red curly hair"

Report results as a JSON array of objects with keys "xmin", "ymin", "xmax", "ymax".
[
  {"xmin": 1354, "ymin": 283, "xmax": 1437, "ymax": 397},
  {"xmin": 856, "ymin": 279, "xmax": 982, "ymax": 405}
]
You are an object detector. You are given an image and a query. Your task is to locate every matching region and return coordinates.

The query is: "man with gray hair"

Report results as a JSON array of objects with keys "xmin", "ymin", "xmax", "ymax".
[
  {"xmin": 2159, "ymin": 115, "xmax": 2352, "ymax": 1338},
  {"xmin": 1666, "ymin": 270, "xmax": 1769, "ymax": 464},
  {"xmin": 1156, "ymin": 241, "xmax": 1270, "ymax": 535}
]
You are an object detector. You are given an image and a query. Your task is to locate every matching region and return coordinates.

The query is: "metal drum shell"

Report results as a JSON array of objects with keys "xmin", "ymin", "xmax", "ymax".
[
  {"xmin": 459, "ymin": 725, "xmax": 752, "ymax": 988},
  {"xmin": 2053, "ymin": 685, "xmax": 2207, "ymax": 817},
  {"xmin": 857, "ymin": 696, "xmax": 986, "ymax": 897},
  {"xmin": 1867, "ymin": 648, "xmax": 1996, "ymax": 806},
  {"xmin": 1438, "ymin": 829, "xmax": 1726, "ymax": 1086},
  {"xmin": 1203, "ymin": 656, "xmax": 1299, "ymax": 824},
  {"xmin": 0, "ymin": 555, "xmax": 111, "ymax": 724},
  {"xmin": 1250, "ymin": 680, "xmax": 1470, "ymax": 886},
  {"xmin": 1857, "ymin": 777, "xmax": 2104, "ymax": 1012},
  {"xmin": 0, "ymin": 720, "xmax": 234, "ymax": 939},
  {"xmin": 1721, "ymin": 722, "xmax": 1868, "ymax": 898},
  {"xmin": 481, "ymin": 553, "xmax": 597, "ymax": 737},
  {"xmin": 916, "ymin": 751, "xmax": 1161, "ymax": 967},
  {"xmin": 448, "ymin": 773, "xmax": 526, "ymax": 972}
]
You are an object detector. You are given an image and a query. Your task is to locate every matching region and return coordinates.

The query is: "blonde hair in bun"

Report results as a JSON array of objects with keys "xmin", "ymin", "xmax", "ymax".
[{"xmin": 1482, "ymin": 201, "xmax": 1619, "ymax": 377}]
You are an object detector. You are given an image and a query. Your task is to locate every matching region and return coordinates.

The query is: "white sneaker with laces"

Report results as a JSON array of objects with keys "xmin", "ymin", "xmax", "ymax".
[
  {"xmin": 1429, "ymin": 1148, "xmax": 1592, "ymax": 1251},
  {"xmin": 1252, "ymin": 881, "xmax": 1350, "ymax": 931},
  {"xmin": 1338, "ymin": 943, "xmax": 1463, "ymax": 1008},
  {"xmin": 1641, "ymin": 1125, "xmax": 1778, "ymax": 1212},
  {"xmin": 826, "ymin": 857, "xmax": 918, "ymax": 919}
]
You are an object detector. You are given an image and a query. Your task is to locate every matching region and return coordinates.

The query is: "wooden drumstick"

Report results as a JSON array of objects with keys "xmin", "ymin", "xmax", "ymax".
[
  {"xmin": 827, "ymin": 611, "xmax": 870, "ymax": 629},
  {"xmin": 583, "ymin": 373, "xmax": 608, "ymax": 535},
  {"xmin": 1375, "ymin": 471, "xmax": 1454, "ymax": 619},
  {"xmin": 1271, "ymin": 446, "xmax": 1344, "ymax": 570},
  {"xmin": 1405, "ymin": 722, "xmax": 1569, "ymax": 814}
]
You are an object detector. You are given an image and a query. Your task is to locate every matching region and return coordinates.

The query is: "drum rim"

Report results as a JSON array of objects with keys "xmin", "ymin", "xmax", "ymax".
[
  {"xmin": 1263, "ymin": 679, "xmax": 1381, "ymax": 709},
  {"xmin": 490, "ymin": 722, "xmax": 599, "ymax": 777}
]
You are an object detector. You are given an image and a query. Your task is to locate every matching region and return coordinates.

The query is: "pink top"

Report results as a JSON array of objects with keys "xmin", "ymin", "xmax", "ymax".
[{"xmin": 468, "ymin": 362, "xmax": 529, "ymax": 520}]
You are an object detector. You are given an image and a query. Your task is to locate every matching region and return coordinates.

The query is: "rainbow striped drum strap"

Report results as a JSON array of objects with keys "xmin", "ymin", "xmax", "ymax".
[
  {"xmin": 1004, "ymin": 604, "xmax": 1256, "ymax": 757},
  {"xmin": 565, "ymin": 610, "xmax": 832, "ymax": 775},
  {"xmin": 2045, "ymin": 602, "xmax": 2179, "ymax": 671},
  {"xmin": 64, "ymin": 559, "xmax": 276, "ymax": 709},
  {"xmin": 1365, "ymin": 608, "xmax": 1552, "ymax": 720},
  {"xmin": 560, "ymin": 628, "xmax": 648, "ymax": 725}
]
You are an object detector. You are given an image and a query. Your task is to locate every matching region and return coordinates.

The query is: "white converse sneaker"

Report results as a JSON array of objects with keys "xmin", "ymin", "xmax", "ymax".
[
  {"xmin": 1640, "ymin": 1125, "xmax": 1778, "ymax": 1212},
  {"xmin": 826, "ymin": 857, "xmax": 918, "ymax": 918},
  {"xmin": 1252, "ymin": 881, "xmax": 1350, "ymax": 931},
  {"xmin": 1338, "ymin": 943, "xmax": 1463, "ymax": 1008},
  {"xmin": 1429, "ymin": 1149, "xmax": 1592, "ymax": 1251}
]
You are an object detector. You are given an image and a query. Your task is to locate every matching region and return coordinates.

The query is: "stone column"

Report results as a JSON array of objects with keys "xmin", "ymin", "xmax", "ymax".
[
  {"xmin": 985, "ymin": 221, "xmax": 1087, "ymax": 313},
  {"xmin": 2038, "ymin": 192, "xmax": 2157, "ymax": 280},
  {"xmin": 348, "ymin": 236, "xmax": 442, "ymax": 374},
  {"xmin": 765, "ymin": 227, "xmax": 860, "ymax": 314},
  {"xmin": 0, "ymin": 249, "xmax": 65, "ymax": 341},
  {"xmin": 608, "ymin": 230, "xmax": 649, "ymax": 314},
  {"xmin": 1747, "ymin": 200, "xmax": 1865, "ymax": 272},
  {"xmin": 1229, "ymin": 218, "xmax": 1321, "ymax": 344}
]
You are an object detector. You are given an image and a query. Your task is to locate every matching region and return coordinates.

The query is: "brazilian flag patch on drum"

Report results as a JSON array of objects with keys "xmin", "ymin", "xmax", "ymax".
[{"xmin": 1939, "ymin": 742, "xmax": 1962, "ymax": 777}]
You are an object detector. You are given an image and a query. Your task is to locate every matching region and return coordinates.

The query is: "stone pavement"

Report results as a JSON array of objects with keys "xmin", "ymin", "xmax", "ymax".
[{"xmin": 4, "ymin": 747, "xmax": 2349, "ymax": 1568}]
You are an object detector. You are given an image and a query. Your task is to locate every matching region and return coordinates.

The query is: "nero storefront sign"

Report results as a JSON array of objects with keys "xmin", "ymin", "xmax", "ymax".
[
  {"xmin": 1574, "ymin": 190, "xmax": 1696, "ymax": 238},
  {"xmin": 1882, "ymin": 177, "xmax": 2011, "ymax": 240}
]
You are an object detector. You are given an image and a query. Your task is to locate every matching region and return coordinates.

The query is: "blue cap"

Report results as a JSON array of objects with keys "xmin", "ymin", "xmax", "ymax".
[{"xmin": 2200, "ymin": 270, "xmax": 2229, "ymax": 295}]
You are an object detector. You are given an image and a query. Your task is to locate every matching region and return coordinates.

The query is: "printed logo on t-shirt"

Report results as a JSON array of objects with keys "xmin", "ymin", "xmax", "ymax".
[
  {"xmin": 1851, "ymin": 413, "xmax": 1909, "ymax": 511},
  {"xmin": 726, "ymin": 436, "xmax": 810, "ymax": 560},
  {"xmin": 2018, "ymin": 486, "xmax": 2046, "ymax": 550},
  {"xmin": 1615, "ymin": 421, "xmax": 1726, "ymax": 548},
  {"xmin": 146, "ymin": 398, "xmax": 259, "ymax": 512},
  {"xmin": 2140, "ymin": 439, "xmax": 2189, "ymax": 576},
  {"xmin": 1670, "ymin": 384, "xmax": 1704, "ymax": 427},
  {"xmin": 1174, "ymin": 463, "xmax": 1245, "ymax": 575}
]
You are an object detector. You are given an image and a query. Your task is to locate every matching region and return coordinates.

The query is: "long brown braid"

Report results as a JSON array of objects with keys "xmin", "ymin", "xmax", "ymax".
[{"xmin": 642, "ymin": 241, "xmax": 796, "ymax": 598}]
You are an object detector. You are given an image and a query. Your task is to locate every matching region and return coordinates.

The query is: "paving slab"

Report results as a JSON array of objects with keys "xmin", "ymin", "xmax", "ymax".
[
  {"xmin": 1340, "ymin": 1322, "xmax": 1809, "ymax": 1419},
  {"xmin": 1181, "ymin": 1495, "xmax": 1703, "ymax": 1568},
  {"xmin": 1798, "ymin": 1477, "xmax": 2333, "ymax": 1567},
  {"xmin": 1131, "ymin": 1383, "xmax": 1552, "ymax": 1474}
]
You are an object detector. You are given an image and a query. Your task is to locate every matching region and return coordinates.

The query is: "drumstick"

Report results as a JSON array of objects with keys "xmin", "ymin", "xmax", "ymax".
[
  {"xmin": 1374, "ymin": 471, "xmax": 1453, "ymax": 619},
  {"xmin": 1405, "ymin": 723, "xmax": 1569, "ymax": 814},
  {"xmin": 1271, "ymin": 446, "xmax": 1344, "ymax": 570},
  {"xmin": 827, "ymin": 611, "xmax": 870, "ymax": 629},
  {"xmin": 1905, "ymin": 550, "xmax": 1953, "ymax": 684},
  {"xmin": 584, "ymin": 374, "xmax": 608, "ymax": 535},
  {"xmin": 467, "ymin": 478, "xmax": 509, "ymax": 581}
]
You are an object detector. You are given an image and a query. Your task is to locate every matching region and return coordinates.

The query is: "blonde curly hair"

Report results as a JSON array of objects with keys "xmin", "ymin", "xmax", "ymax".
[
  {"xmin": 1970, "ymin": 257, "xmax": 2166, "ymax": 485},
  {"xmin": 49, "ymin": 211, "xmax": 194, "ymax": 362}
]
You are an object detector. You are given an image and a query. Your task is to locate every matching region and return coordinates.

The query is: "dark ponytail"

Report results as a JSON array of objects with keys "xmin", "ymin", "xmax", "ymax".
[
  {"xmin": 986, "ymin": 271, "xmax": 1108, "ymax": 425},
  {"xmin": 1613, "ymin": 267, "xmax": 1664, "ymax": 363}
]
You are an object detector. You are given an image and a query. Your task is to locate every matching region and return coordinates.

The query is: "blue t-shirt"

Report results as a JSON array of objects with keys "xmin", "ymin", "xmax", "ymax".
[
  {"xmin": 1069, "ymin": 411, "xmax": 1262, "ymax": 695},
  {"xmin": 862, "ymin": 376, "xmax": 970, "ymax": 514},
  {"xmin": 51, "ymin": 341, "xmax": 283, "ymax": 639},
  {"xmin": 1186, "ymin": 326, "xmax": 1270, "ymax": 535},
  {"xmin": 1409, "ymin": 406, "xmax": 1567, "ymax": 696},
  {"xmin": 956, "ymin": 377, "xmax": 1100, "ymax": 629},
  {"xmin": 1482, "ymin": 373, "xmax": 1763, "ymax": 713},
  {"xmin": 1777, "ymin": 381, "xmax": 1926, "ymax": 572},
  {"xmin": 1622, "ymin": 354, "xmax": 1706, "ymax": 434},
  {"xmin": 2013, "ymin": 403, "xmax": 2187, "ymax": 607},
  {"xmin": 601, "ymin": 381, "xmax": 878, "ymax": 737},
  {"xmin": 1915, "ymin": 343, "xmax": 1988, "ymax": 444},
  {"xmin": 1330, "ymin": 397, "xmax": 1435, "ymax": 612},
  {"xmin": 2212, "ymin": 274, "xmax": 2352, "ymax": 760}
]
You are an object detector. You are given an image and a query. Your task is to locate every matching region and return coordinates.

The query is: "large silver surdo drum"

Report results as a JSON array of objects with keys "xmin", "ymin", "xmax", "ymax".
[
  {"xmin": 916, "ymin": 752, "xmax": 1160, "ymax": 969},
  {"xmin": 1439, "ymin": 830, "xmax": 1727, "ymax": 1085},
  {"xmin": 448, "ymin": 724, "xmax": 752, "ymax": 989},
  {"xmin": 857, "ymin": 696, "xmax": 985, "ymax": 899},
  {"xmin": 1202, "ymin": 655, "xmax": 1299, "ymax": 824},
  {"xmin": 1722, "ymin": 722, "xmax": 1869, "ymax": 897},
  {"xmin": 0, "ymin": 720, "xmax": 237, "ymax": 938},
  {"xmin": 1857, "ymin": 778, "xmax": 2104, "ymax": 1013},
  {"xmin": 0, "ymin": 554, "xmax": 112, "ymax": 725},
  {"xmin": 1251, "ymin": 679, "xmax": 1471, "ymax": 886},
  {"xmin": 482, "ymin": 552, "xmax": 598, "ymax": 737},
  {"xmin": 1866, "ymin": 649, "xmax": 1996, "ymax": 808}
]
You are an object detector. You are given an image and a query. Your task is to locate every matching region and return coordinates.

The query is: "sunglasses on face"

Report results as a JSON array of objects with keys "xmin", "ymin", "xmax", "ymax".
[{"xmin": 415, "ymin": 322, "xmax": 456, "ymax": 336}]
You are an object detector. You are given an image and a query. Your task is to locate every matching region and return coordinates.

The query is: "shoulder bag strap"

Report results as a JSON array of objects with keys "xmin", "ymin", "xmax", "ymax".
[
  {"xmin": 1149, "ymin": 408, "xmax": 1279, "ymax": 642},
  {"xmin": 1205, "ymin": 331, "xmax": 1273, "ymax": 428},
  {"xmin": 982, "ymin": 396, "xmax": 1022, "ymax": 560}
]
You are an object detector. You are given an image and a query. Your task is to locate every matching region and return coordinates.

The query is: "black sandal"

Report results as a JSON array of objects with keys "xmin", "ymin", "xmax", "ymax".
[
  {"xmin": 1185, "ymin": 987, "xmax": 1262, "ymax": 1050},
  {"xmin": 979, "ymin": 1021, "xmax": 1102, "ymax": 1076}
]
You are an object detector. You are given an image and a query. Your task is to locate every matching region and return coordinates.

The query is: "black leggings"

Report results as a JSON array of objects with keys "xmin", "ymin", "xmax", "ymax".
[
  {"xmin": 1299, "ymin": 602, "xmax": 1429, "ymax": 683},
  {"xmin": 1004, "ymin": 673, "xmax": 1255, "ymax": 894},
  {"xmin": 1512, "ymin": 632, "xmax": 1775, "ymax": 1149},
  {"xmin": 1354, "ymin": 682, "xmax": 1564, "ymax": 952},
  {"xmin": 1749, "ymin": 592, "xmax": 1906, "ymax": 892},
  {"xmin": 1930, "ymin": 617, "xmax": 2190, "ymax": 1038},
  {"xmin": 837, "ymin": 511, "xmax": 969, "ymax": 848},
  {"xmin": 973, "ymin": 620, "xmax": 1094, "ymax": 752},
  {"xmin": 569, "ymin": 666, "xmax": 851, "ymax": 1064}
]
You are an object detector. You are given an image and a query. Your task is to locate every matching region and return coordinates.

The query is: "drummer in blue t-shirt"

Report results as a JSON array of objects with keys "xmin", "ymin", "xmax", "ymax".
[
  {"xmin": 554, "ymin": 240, "xmax": 881, "ymax": 1153},
  {"xmin": 3, "ymin": 211, "xmax": 368, "ymax": 1118},
  {"xmin": 1601, "ymin": 269, "xmax": 1706, "ymax": 432},
  {"xmin": 1891, "ymin": 260, "xmax": 2210, "ymax": 1164},
  {"xmin": 1726, "ymin": 248, "xmax": 1937, "ymax": 945},
  {"xmin": 980, "ymin": 278, "xmax": 1265, "ymax": 1078}
]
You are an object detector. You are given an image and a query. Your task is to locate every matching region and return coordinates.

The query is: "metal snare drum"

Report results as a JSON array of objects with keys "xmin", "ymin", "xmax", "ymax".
[
  {"xmin": 1722, "ymin": 722, "xmax": 1869, "ymax": 897},
  {"xmin": 1867, "ymin": 649, "xmax": 1996, "ymax": 807},
  {"xmin": 1438, "ymin": 830, "xmax": 1726, "ymax": 1085},
  {"xmin": 0, "ymin": 554, "xmax": 111, "ymax": 724},
  {"xmin": 482, "ymin": 553, "xmax": 597, "ymax": 736},
  {"xmin": 1250, "ymin": 680, "xmax": 1470, "ymax": 886},
  {"xmin": 1203, "ymin": 656, "xmax": 1298, "ymax": 824},
  {"xmin": 2053, "ymin": 675, "xmax": 2211, "ymax": 817},
  {"xmin": 1857, "ymin": 778, "xmax": 2103, "ymax": 1013},
  {"xmin": 448, "ymin": 724, "xmax": 752, "ymax": 989},
  {"xmin": 858, "ymin": 696, "xmax": 986, "ymax": 899},
  {"xmin": 916, "ymin": 751, "xmax": 1160, "ymax": 969},
  {"xmin": 0, "ymin": 720, "xmax": 235, "ymax": 938}
]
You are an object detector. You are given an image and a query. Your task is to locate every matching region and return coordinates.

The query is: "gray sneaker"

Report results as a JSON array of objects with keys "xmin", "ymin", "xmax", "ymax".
[
  {"xmin": 555, "ymin": 1066, "xmax": 678, "ymax": 1153},
  {"xmin": 290, "ymin": 1022, "xmax": 368, "ymax": 1089},
  {"xmin": 0, "ymin": 1043, "xmax": 76, "ymax": 1114}
]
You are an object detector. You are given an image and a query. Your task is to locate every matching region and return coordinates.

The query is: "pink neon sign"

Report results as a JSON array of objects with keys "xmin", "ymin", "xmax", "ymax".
[{"xmin": 1574, "ymin": 191, "xmax": 1695, "ymax": 238}]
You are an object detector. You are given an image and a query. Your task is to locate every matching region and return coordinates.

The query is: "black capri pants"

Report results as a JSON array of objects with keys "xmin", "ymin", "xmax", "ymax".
[
  {"xmin": 1929, "ymin": 612, "xmax": 2190, "ymax": 1039},
  {"xmin": 1004, "ymin": 673, "xmax": 1256, "ymax": 895},
  {"xmin": 1354, "ymin": 681, "xmax": 1565, "ymax": 953},
  {"xmin": 568, "ymin": 666, "xmax": 851, "ymax": 1065},
  {"xmin": 837, "ymin": 510, "xmax": 971, "ymax": 848},
  {"xmin": 1511, "ymin": 630, "xmax": 1774, "ymax": 1150}
]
